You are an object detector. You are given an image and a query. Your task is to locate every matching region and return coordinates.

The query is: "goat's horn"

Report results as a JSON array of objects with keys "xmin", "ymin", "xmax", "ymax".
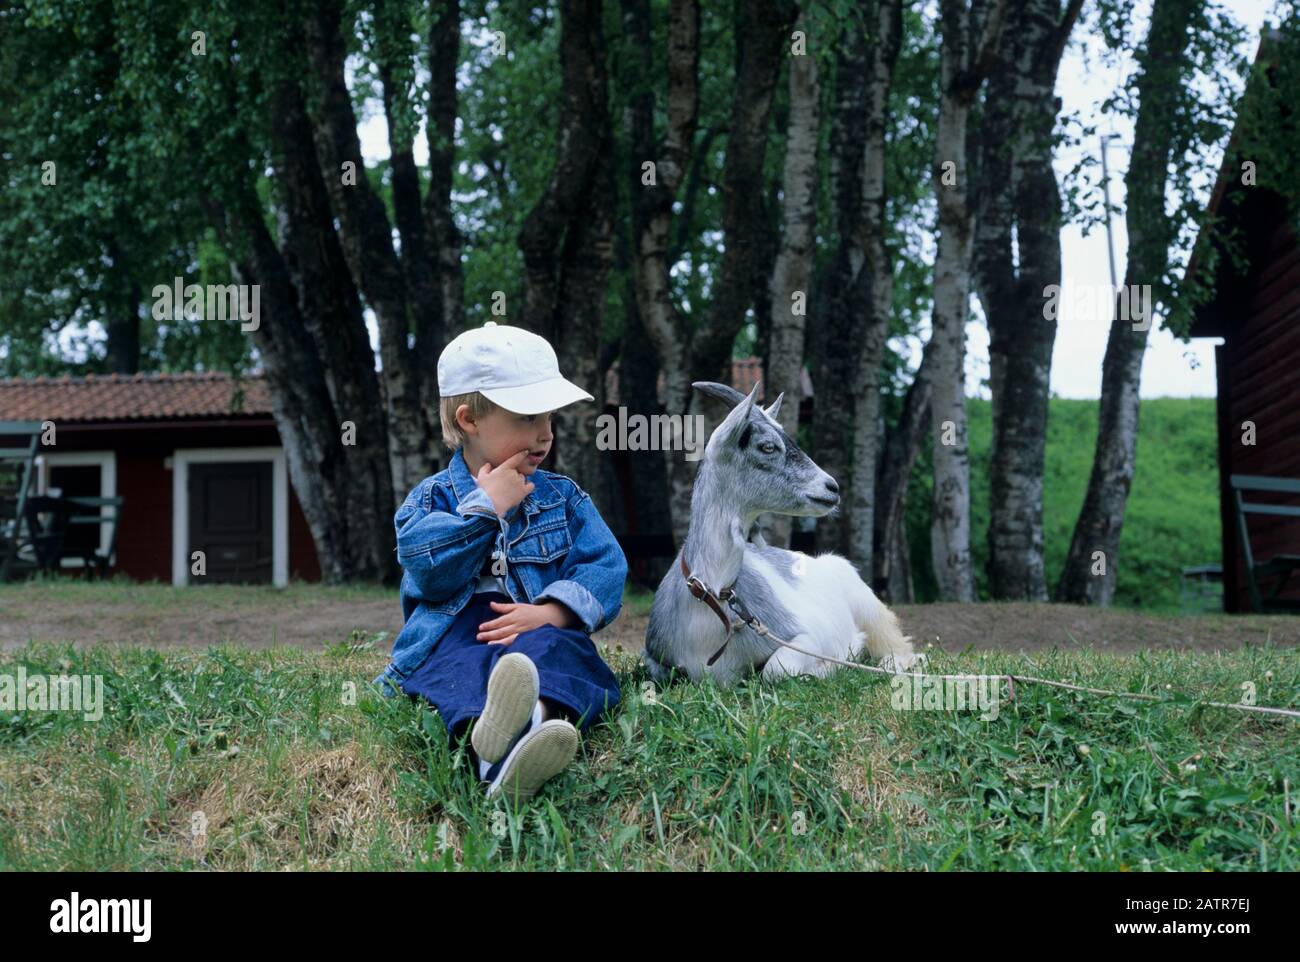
[{"xmin": 691, "ymin": 381, "xmax": 747, "ymax": 407}]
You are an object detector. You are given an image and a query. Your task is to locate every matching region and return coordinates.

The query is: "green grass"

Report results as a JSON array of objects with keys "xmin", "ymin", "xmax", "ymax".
[
  {"xmin": 3, "ymin": 638, "xmax": 1296, "ymax": 870},
  {"xmin": 908, "ymin": 397, "xmax": 1221, "ymax": 609}
]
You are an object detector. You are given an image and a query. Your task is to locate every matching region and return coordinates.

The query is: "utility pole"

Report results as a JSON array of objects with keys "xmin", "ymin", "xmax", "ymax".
[{"xmin": 1100, "ymin": 133, "xmax": 1120, "ymax": 294}]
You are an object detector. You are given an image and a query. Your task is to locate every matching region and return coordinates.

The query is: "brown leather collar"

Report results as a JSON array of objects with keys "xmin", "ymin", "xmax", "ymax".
[
  {"xmin": 680, "ymin": 554, "xmax": 735, "ymax": 631},
  {"xmin": 680, "ymin": 554, "xmax": 776, "ymax": 673}
]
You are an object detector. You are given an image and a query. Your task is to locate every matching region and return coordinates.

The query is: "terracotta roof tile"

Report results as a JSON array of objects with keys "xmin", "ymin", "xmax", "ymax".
[{"xmin": 0, "ymin": 371, "xmax": 273, "ymax": 423}]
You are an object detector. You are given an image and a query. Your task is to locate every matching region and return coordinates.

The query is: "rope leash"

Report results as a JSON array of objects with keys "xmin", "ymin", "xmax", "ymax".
[{"xmin": 724, "ymin": 597, "xmax": 1300, "ymax": 722}]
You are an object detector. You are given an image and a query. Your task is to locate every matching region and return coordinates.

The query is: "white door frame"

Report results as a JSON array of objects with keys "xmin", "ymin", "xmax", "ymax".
[
  {"xmin": 35, "ymin": 450, "xmax": 118, "ymax": 567},
  {"xmin": 172, "ymin": 447, "xmax": 288, "ymax": 587}
]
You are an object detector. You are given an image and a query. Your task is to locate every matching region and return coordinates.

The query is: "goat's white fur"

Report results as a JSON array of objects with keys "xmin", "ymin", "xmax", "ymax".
[{"xmin": 753, "ymin": 551, "xmax": 913, "ymax": 680}]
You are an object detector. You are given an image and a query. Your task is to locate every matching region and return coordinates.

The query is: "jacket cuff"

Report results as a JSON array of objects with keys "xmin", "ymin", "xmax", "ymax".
[
  {"xmin": 456, "ymin": 486, "xmax": 500, "ymax": 522},
  {"xmin": 533, "ymin": 579, "xmax": 607, "ymax": 634}
]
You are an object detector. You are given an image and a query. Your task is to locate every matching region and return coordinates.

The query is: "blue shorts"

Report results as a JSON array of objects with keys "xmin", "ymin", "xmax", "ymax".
[{"xmin": 398, "ymin": 592, "xmax": 622, "ymax": 747}]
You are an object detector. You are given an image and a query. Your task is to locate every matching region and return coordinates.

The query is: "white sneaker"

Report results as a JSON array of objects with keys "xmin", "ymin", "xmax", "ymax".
[
  {"xmin": 486, "ymin": 719, "xmax": 579, "ymax": 805},
  {"xmin": 471, "ymin": 653, "xmax": 539, "ymax": 764}
]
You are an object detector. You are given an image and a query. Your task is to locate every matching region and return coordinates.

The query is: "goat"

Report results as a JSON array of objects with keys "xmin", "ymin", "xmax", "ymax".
[{"xmin": 643, "ymin": 380, "xmax": 919, "ymax": 687}]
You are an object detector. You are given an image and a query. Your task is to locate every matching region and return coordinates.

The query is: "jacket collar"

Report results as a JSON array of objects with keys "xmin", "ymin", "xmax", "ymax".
[{"xmin": 448, "ymin": 447, "xmax": 564, "ymax": 516}]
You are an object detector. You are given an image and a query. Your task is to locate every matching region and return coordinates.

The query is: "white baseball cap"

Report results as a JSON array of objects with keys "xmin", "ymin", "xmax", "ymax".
[{"xmin": 437, "ymin": 321, "xmax": 595, "ymax": 415}]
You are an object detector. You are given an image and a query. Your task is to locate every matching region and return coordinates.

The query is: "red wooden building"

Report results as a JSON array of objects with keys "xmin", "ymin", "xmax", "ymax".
[
  {"xmin": 1187, "ymin": 30, "xmax": 1300, "ymax": 612},
  {"xmin": 0, "ymin": 372, "xmax": 320, "ymax": 584}
]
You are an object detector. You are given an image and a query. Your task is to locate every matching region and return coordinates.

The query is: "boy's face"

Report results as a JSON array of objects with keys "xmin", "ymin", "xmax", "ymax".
[{"xmin": 458, "ymin": 404, "xmax": 556, "ymax": 475}]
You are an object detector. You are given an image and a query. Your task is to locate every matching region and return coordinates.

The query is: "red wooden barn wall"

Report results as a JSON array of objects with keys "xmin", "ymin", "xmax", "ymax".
[{"xmin": 1214, "ymin": 210, "xmax": 1300, "ymax": 611}]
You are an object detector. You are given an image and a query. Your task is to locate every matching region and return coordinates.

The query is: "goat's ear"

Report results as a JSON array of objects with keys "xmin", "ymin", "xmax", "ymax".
[
  {"xmin": 764, "ymin": 391, "xmax": 785, "ymax": 421},
  {"xmin": 692, "ymin": 381, "xmax": 747, "ymax": 408},
  {"xmin": 704, "ymin": 381, "xmax": 761, "ymax": 457}
]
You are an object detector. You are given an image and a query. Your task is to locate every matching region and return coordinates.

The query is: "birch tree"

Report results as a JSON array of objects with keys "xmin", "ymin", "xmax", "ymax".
[
  {"xmin": 929, "ymin": 0, "xmax": 1006, "ymax": 601},
  {"xmin": 760, "ymin": 8, "xmax": 822, "ymax": 550},
  {"xmin": 972, "ymin": 0, "xmax": 1083, "ymax": 601},
  {"xmin": 809, "ymin": 0, "xmax": 904, "ymax": 578}
]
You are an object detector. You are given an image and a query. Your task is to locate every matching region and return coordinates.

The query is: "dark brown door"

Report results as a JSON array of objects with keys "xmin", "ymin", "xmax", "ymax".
[{"xmin": 188, "ymin": 461, "xmax": 273, "ymax": 584}]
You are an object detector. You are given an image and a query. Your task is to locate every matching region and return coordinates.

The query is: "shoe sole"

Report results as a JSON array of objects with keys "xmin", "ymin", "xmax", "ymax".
[
  {"xmin": 472, "ymin": 652, "xmax": 540, "ymax": 764},
  {"xmin": 486, "ymin": 719, "xmax": 578, "ymax": 805}
]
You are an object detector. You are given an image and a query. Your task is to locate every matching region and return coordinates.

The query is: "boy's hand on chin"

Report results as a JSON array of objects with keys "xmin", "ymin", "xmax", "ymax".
[
  {"xmin": 477, "ymin": 600, "xmax": 577, "ymax": 645},
  {"xmin": 474, "ymin": 450, "xmax": 535, "ymax": 518}
]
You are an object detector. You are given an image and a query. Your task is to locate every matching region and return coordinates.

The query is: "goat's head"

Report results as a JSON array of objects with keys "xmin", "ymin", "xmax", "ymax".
[{"xmin": 692, "ymin": 380, "xmax": 840, "ymax": 518}]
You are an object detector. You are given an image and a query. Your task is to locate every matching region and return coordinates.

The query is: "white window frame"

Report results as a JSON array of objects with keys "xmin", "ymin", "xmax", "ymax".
[
  {"xmin": 172, "ymin": 447, "xmax": 288, "ymax": 587},
  {"xmin": 34, "ymin": 450, "xmax": 118, "ymax": 568}
]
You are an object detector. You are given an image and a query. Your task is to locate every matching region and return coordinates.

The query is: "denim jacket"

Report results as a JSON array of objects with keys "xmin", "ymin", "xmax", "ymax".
[{"xmin": 373, "ymin": 448, "xmax": 628, "ymax": 694}]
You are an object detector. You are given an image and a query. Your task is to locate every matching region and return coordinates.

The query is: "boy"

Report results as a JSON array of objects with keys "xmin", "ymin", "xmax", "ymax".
[{"xmin": 373, "ymin": 321, "xmax": 628, "ymax": 805}]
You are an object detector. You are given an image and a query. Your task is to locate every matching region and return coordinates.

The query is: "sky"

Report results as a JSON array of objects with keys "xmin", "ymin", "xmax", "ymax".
[{"xmin": 350, "ymin": 0, "xmax": 1282, "ymax": 400}]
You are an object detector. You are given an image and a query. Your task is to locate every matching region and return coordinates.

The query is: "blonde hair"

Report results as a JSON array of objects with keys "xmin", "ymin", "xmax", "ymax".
[{"xmin": 439, "ymin": 391, "xmax": 501, "ymax": 451}]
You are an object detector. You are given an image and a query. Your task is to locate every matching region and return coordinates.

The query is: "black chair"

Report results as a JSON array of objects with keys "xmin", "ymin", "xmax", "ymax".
[
  {"xmin": 58, "ymin": 496, "xmax": 124, "ymax": 578},
  {"xmin": 1230, "ymin": 475, "xmax": 1300, "ymax": 613}
]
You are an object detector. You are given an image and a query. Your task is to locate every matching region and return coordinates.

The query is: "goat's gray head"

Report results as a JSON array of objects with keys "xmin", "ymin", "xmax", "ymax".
[{"xmin": 693, "ymin": 380, "xmax": 840, "ymax": 517}]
